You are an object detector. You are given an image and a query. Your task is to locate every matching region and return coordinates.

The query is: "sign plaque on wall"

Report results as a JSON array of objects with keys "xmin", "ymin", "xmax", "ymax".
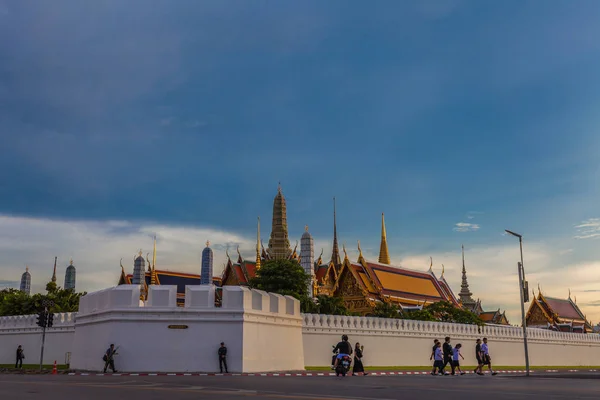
[{"xmin": 167, "ymin": 324, "xmax": 189, "ymax": 330}]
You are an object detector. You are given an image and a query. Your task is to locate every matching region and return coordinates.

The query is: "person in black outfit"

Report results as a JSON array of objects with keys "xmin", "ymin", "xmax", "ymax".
[
  {"xmin": 332, "ymin": 334, "xmax": 353, "ymax": 370},
  {"xmin": 103, "ymin": 344, "xmax": 117, "ymax": 373},
  {"xmin": 474, "ymin": 338, "xmax": 484, "ymax": 375},
  {"xmin": 352, "ymin": 342, "xmax": 368, "ymax": 376},
  {"xmin": 15, "ymin": 345, "xmax": 24, "ymax": 369},
  {"xmin": 442, "ymin": 337, "xmax": 453, "ymax": 375},
  {"xmin": 218, "ymin": 342, "xmax": 228, "ymax": 373}
]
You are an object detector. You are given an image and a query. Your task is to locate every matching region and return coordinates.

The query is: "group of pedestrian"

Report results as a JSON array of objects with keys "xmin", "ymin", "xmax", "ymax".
[{"xmin": 430, "ymin": 337, "xmax": 497, "ymax": 376}]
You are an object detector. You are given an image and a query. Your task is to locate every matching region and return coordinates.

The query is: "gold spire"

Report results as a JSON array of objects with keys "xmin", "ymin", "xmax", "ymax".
[
  {"xmin": 69, "ymin": 258, "xmax": 74, "ymax": 265},
  {"xmin": 150, "ymin": 235, "xmax": 157, "ymax": 285},
  {"xmin": 316, "ymin": 249, "xmax": 323, "ymax": 266},
  {"xmin": 138, "ymin": 249, "xmax": 143, "ymax": 257},
  {"xmin": 357, "ymin": 240, "xmax": 364, "ymax": 262},
  {"xmin": 256, "ymin": 217, "xmax": 261, "ymax": 270},
  {"xmin": 26, "ymin": 266, "xmax": 29, "ymax": 272},
  {"xmin": 342, "ymin": 243, "xmax": 348, "ymax": 261},
  {"xmin": 206, "ymin": 240, "xmax": 210, "ymax": 247},
  {"xmin": 378, "ymin": 213, "xmax": 390, "ymax": 264},
  {"xmin": 330, "ymin": 197, "xmax": 341, "ymax": 266}
]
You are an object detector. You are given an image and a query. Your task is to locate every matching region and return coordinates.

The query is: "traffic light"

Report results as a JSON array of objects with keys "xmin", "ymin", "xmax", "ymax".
[
  {"xmin": 47, "ymin": 313, "xmax": 54, "ymax": 328},
  {"xmin": 36, "ymin": 311, "xmax": 47, "ymax": 328}
]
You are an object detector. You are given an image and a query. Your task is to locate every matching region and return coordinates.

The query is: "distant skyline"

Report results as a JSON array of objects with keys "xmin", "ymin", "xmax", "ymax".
[{"xmin": 1, "ymin": 1, "xmax": 600, "ymax": 324}]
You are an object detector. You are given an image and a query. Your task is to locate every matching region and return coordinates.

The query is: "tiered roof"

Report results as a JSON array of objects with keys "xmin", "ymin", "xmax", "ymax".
[{"xmin": 526, "ymin": 291, "xmax": 592, "ymax": 333}]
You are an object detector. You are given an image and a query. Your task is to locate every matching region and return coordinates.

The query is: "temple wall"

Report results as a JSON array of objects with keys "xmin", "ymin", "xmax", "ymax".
[
  {"xmin": 0, "ymin": 313, "xmax": 75, "ymax": 365},
  {"xmin": 302, "ymin": 314, "xmax": 600, "ymax": 367},
  {"xmin": 69, "ymin": 284, "xmax": 303, "ymax": 373},
  {"xmin": 4, "ymin": 302, "xmax": 600, "ymax": 371}
]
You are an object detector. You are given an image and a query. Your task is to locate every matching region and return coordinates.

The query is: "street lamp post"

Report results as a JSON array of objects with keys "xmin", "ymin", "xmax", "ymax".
[{"xmin": 505, "ymin": 229, "xmax": 530, "ymax": 377}]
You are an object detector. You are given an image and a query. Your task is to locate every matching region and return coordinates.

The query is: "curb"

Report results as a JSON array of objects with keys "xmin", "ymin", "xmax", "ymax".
[{"xmin": 63, "ymin": 370, "xmax": 556, "ymax": 377}]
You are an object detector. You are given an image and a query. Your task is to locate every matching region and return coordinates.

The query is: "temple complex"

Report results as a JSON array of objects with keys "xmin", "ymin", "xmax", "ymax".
[
  {"xmin": 526, "ymin": 289, "xmax": 592, "ymax": 333},
  {"xmin": 118, "ymin": 237, "xmax": 222, "ymax": 306}
]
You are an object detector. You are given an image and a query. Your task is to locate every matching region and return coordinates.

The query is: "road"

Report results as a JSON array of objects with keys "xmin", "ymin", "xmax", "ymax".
[{"xmin": 1, "ymin": 373, "xmax": 599, "ymax": 400}]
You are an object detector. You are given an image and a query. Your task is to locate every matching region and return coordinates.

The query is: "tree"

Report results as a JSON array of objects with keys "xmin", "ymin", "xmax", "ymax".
[
  {"xmin": 249, "ymin": 258, "xmax": 311, "ymax": 299},
  {"xmin": 372, "ymin": 301, "xmax": 401, "ymax": 318},
  {"xmin": 400, "ymin": 301, "xmax": 483, "ymax": 325},
  {"xmin": 313, "ymin": 295, "xmax": 349, "ymax": 315},
  {"xmin": 0, "ymin": 286, "xmax": 87, "ymax": 317}
]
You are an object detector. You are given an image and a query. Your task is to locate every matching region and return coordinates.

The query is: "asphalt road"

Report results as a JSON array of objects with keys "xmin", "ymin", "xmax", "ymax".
[{"xmin": 1, "ymin": 373, "xmax": 599, "ymax": 400}]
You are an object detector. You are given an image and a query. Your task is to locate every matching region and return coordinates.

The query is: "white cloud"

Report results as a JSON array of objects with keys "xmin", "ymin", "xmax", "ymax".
[
  {"xmin": 453, "ymin": 222, "xmax": 480, "ymax": 232},
  {"xmin": 575, "ymin": 218, "xmax": 600, "ymax": 239}
]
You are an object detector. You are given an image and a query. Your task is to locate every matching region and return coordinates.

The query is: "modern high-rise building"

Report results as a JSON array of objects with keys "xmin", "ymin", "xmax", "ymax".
[
  {"xmin": 200, "ymin": 241, "xmax": 213, "ymax": 285},
  {"xmin": 20, "ymin": 267, "xmax": 31, "ymax": 295},
  {"xmin": 64, "ymin": 258, "xmax": 76, "ymax": 291}
]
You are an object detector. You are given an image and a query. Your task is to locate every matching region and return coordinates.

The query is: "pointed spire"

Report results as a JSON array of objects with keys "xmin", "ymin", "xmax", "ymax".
[
  {"xmin": 69, "ymin": 258, "xmax": 74, "ymax": 266},
  {"xmin": 568, "ymin": 288, "xmax": 571, "ymax": 299},
  {"xmin": 357, "ymin": 240, "xmax": 364, "ymax": 262},
  {"xmin": 331, "ymin": 197, "xmax": 341, "ymax": 266},
  {"xmin": 267, "ymin": 183, "xmax": 292, "ymax": 260},
  {"xmin": 441, "ymin": 264, "xmax": 445, "ymax": 278},
  {"xmin": 150, "ymin": 235, "xmax": 157, "ymax": 285},
  {"xmin": 316, "ymin": 249, "xmax": 324, "ymax": 266},
  {"xmin": 236, "ymin": 245, "xmax": 243, "ymax": 263},
  {"xmin": 51, "ymin": 256, "xmax": 57, "ymax": 283},
  {"xmin": 458, "ymin": 245, "xmax": 475, "ymax": 305},
  {"xmin": 342, "ymin": 243, "xmax": 348, "ymax": 261},
  {"xmin": 256, "ymin": 217, "xmax": 261, "ymax": 270},
  {"xmin": 429, "ymin": 256, "xmax": 433, "ymax": 272},
  {"xmin": 378, "ymin": 213, "xmax": 391, "ymax": 264}
]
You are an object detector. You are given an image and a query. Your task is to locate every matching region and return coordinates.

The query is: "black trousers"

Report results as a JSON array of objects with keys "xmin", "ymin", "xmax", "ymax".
[
  {"xmin": 15, "ymin": 358, "xmax": 23, "ymax": 368},
  {"xmin": 443, "ymin": 356, "xmax": 455, "ymax": 374},
  {"xmin": 219, "ymin": 356, "xmax": 228, "ymax": 373},
  {"xmin": 104, "ymin": 360, "xmax": 115, "ymax": 373}
]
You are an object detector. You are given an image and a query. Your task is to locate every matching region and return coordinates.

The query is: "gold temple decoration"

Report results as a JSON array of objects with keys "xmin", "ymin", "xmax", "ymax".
[
  {"xmin": 150, "ymin": 236, "xmax": 157, "ymax": 285},
  {"xmin": 256, "ymin": 217, "xmax": 261, "ymax": 270},
  {"xmin": 378, "ymin": 213, "xmax": 390, "ymax": 264},
  {"xmin": 429, "ymin": 257, "xmax": 433, "ymax": 272},
  {"xmin": 342, "ymin": 243, "xmax": 348, "ymax": 261},
  {"xmin": 441, "ymin": 264, "xmax": 445, "ymax": 278},
  {"xmin": 357, "ymin": 240, "xmax": 364, "ymax": 263}
]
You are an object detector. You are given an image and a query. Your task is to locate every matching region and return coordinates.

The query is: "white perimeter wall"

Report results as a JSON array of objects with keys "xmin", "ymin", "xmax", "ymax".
[
  {"xmin": 4, "ymin": 302, "xmax": 600, "ymax": 371},
  {"xmin": 303, "ymin": 314, "xmax": 600, "ymax": 367},
  {"xmin": 69, "ymin": 284, "xmax": 303, "ymax": 373},
  {"xmin": 0, "ymin": 313, "xmax": 75, "ymax": 365}
]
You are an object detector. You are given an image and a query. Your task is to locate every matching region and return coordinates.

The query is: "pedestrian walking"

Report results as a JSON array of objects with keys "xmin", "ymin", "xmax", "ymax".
[
  {"xmin": 442, "ymin": 336, "xmax": 453, "ymax": 375},
  {"xmin": 431, "ymin": 342, "xmax": 444, "ymax": 375},
  {"xmin": 474, "ymin": 338, "xmax": 484, "ymax": 375},
  {"xmin": 452, "ymin": 344, "xmax": 466, "ymax": 375},
  {"xmin": 218, "ymin": 342, "xmax": 228, "ymax": 373},
  {"xmin": 352, "ymin": 342, "xmax": 368, "ymax": 376},
  {"xmin": 102, "ymin": 344, "xmax": 118, "ymax": 373},
  {"xmin": 15, "ymin": 345, "xmax": 24, "ymax": 369},
  {"xmin": 481, "ymin": 338, "xmax": 497, "ymax": 376},
  {"xmin": 430, "ymin": 339, "xmax": 439, "ymax": 375}
]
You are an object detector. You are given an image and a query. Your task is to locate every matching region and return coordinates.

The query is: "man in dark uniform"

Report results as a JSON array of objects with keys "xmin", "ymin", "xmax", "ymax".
[
  {"xmin": 218, "ymin": 342, "xmax": 228, "ymax": 373},
  {"xmin": 103, "ymin": 344, "xmax": 117, "ymax": 373},
  {"xmin": 442, "ymin": 337, "xmax": 453, "ymax": 375},
  {"xmin": 15, "ymin": 345, "xmax": 24, "ymax": 369}
]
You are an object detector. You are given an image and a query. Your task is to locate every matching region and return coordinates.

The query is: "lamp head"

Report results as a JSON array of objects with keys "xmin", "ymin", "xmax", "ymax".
[{"xmin": 505, "ymin": 229, "xmax": 522, "ymax": 238}]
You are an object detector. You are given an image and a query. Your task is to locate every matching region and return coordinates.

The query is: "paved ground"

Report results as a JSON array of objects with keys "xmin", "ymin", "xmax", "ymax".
[{"xmin": 1, "ymin": 373, "xmax": 599, "ymax": 400}]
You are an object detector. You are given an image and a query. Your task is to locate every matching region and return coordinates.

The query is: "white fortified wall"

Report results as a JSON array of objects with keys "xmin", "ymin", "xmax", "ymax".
[
  {"xmin": 0, "ymin": 313, "xmax": 75, "ymax": 365},
  {"xmin": 69, "ymin": 285, "xmax": 303, "ymax": 373},
  {"xmin": 302, "ymin": 314, "xmax": 600, "ymax": 367}
]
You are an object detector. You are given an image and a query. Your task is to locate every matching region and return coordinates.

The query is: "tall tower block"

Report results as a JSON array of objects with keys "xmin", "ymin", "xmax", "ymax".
[
  {"xmin": 20, "ymin": 267, "xmax": 31, "ymax": 295},
  {"xmin": 300, "ymin": 226, "xmax": 315, "ymax": 296},
  {"xmin": 201, "ymin": 241, "xmax": 214, "ymax": 285},
  {"xmin": 64, "ymin": 258, "xmax": 76, "ymax": 291},
  {"xmin": 267, "ymin": 184, "xmax": 293, "ymax": 260}
]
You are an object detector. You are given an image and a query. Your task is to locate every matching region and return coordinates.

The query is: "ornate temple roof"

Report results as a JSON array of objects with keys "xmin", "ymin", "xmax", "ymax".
[
  {"xmin": 333, "ymin": 255, "xmax": 460, "ymax": 307},
  {"xmin": 526, "ymin": 291, "xmax": 591, "ymax": 332},
  {"xmin": 119, "ymin": 270, "xmax": 222, "ymax": 305}
]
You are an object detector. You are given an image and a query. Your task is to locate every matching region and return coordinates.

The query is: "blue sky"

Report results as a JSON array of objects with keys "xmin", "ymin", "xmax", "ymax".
[{"xmin": 1, "ymin": 1, "xmax": 600, "ymax": 323}]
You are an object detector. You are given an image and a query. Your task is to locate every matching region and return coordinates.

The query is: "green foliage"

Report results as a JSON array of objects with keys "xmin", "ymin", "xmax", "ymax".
[
  {"xmin": 400, "ymin": 301, "xmax": 483, "ymax": 325},
  {"xmin": 371, "ymin": 301, "xmax": 401, "ymax": 318},
  {"xmin": 0, "ymin": 284, "xmax": 87, "ymax": 317},
  {"xmin": 248, "ymin": 258, "xmax": 311, "ymax": 299},
  {"xmin": 248, "ymin": 260, "xmax": 349, "ymax": 315}
]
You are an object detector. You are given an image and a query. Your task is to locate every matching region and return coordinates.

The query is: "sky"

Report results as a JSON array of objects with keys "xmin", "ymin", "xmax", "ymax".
[{"xmin": 1, "ymin": 1, "xmax": 600, "ymax": 325}]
